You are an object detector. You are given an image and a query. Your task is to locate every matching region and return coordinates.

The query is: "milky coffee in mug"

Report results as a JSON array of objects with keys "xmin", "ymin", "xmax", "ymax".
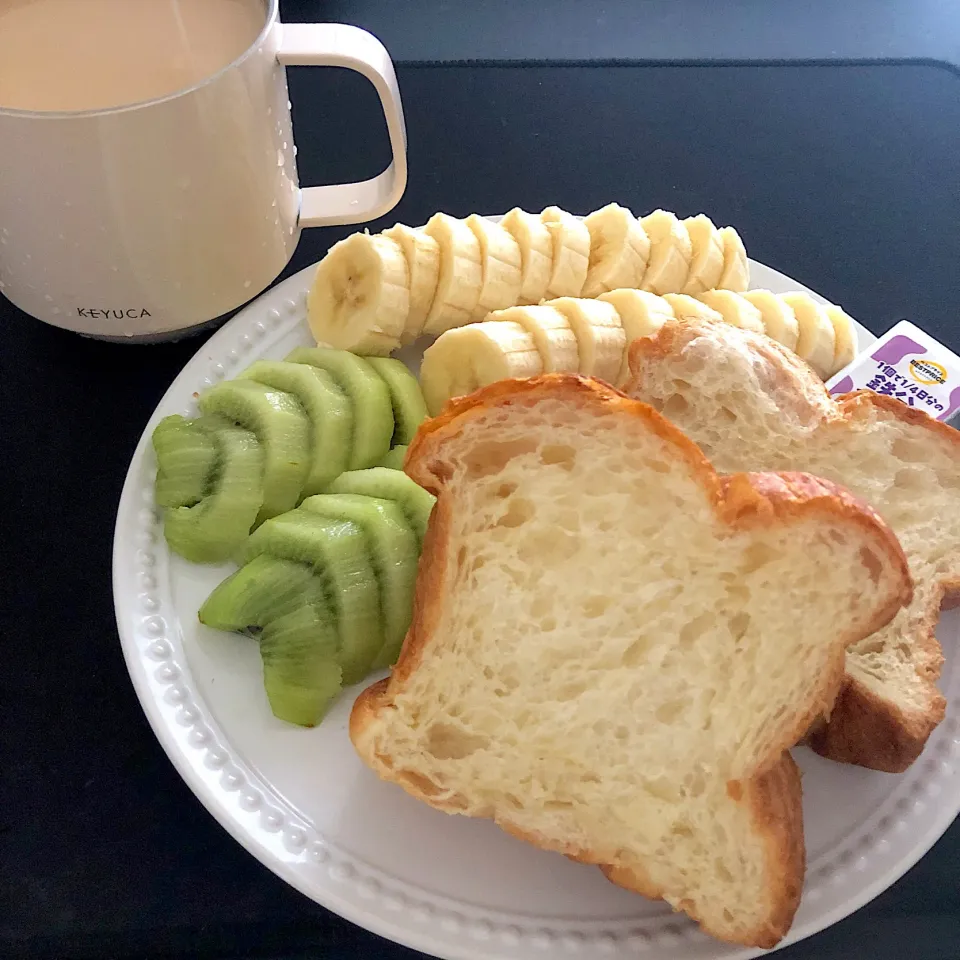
[{"xmin": 0, "ymin": 0, "xmax": 407, "ymax": 338}]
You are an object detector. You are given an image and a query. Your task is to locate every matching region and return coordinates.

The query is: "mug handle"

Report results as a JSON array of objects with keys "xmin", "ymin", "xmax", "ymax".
[{"xmin": 276, "ymin": 23, "xmax": 407, "ymax": 227}]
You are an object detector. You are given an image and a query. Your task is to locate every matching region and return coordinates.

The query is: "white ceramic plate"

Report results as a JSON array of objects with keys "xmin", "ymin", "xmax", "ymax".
[{"xmin": 114, "ymin": 259, "xmax": 960, "ymax": 960}]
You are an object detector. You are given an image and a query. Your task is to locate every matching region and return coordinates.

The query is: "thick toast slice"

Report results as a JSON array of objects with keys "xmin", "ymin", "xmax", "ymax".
[
  {"xmin": 350, "ymin": 376, "xmax": 910, "ymax": 946},
  {"xmin": 625, "ymin": 318, "xmax": 958, "ymax": 771}
]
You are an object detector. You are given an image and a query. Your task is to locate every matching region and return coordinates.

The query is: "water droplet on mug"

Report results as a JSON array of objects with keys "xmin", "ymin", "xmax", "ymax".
[
  {"xmin": 57, "ymin": 233, "xmax": 64, "ymax": 241},
  {"xmin": 0, "ymin": 281, "xmax": 5, "ymax": 289},
  {"xmin": 267, "ymin": 106, "xmax": 272, "ymax": 116},
  {"xmin": 44, "ymin": 294, "xmax": 53, "ymax": 302},
  {"xmin": 271, "ymin": 199, "xmax": 277, "ymax": 208},
  {"xmin": 1, "ymin": 227, "xmax": 8, "ymax": 236},
  {"xmin": 64, "ymin": 200, "xmax": 72, "ymax": 208},
  {"xmin": 282, "ymin": 141, "xmax": 288, "ymax": 150},
  {"xmin": 293, "ymin": 145, "xmax": 298, "ymax": 156},
  {"xmin": 0, "ymin": 237, "xmax": 6, "ymax": 246},
  {"xmin": 276, "ymin": 149, "xmax": 284, "ymax": 167},
  {"xmin": 111, "ymin": 266, "xmax": 119, "ymax": 273},
  {"xmin": 243, "ymin": 280, "xmax": 252, "ymax": 289},
  {"xmin": 287, "ymin": 100, "xmax": 292, "ymax": 110}
]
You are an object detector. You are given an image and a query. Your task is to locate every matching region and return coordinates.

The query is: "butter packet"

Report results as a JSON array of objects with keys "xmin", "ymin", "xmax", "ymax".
[{"xmin": 826, "ymin": 320, "xmax": 960, "ymax": 425}]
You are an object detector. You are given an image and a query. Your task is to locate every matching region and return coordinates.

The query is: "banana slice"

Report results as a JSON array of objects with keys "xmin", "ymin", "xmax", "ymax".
[
  {"xmin": 598, "ymin": 289, "xmax": 676, "ymax": 386},
  {"xmin": 741, "ymin": 289, "xmax": 799, "ymax": 351},
  {"xmin": 493, "ymin": 305, "xmax": 579, "ymax": 373},
  {"xmin": 639, "ymin": 209, "xmax": 692, "ymax": 295},
  {"xmin": 717, "ymin": 227, "xmax": 749, "ymax": 291},
  {"xmin": 466, "ymin": 215, "xmax": 523, "ymax": 321},
  {"xmin": 500, "ymin": 208, "xmax": 554, "ymax": 305},
  {"xmin": 825, "ymin": 304, "xmax": 857, "ymax": 375},
  {"xmin": 582, "ymin": 203, "xmax": 650, "ymax": 298},
  {"xmin": 419, "ymin": 320, "xmax": 544, "ymax": 416},
  {"xmin": 422, "ymin": 213, "xmax": 483, "ymax": 336},
  {"xmin": 382, "ymin": 223, "xmax": 440, "ymax": 343},
  {"xmin": 694, "ymin": 290, "xmax": 764, "ymax": 334},
  {"xmin": 681, "ymin": 214, "xmax": 725, "ymax": 295},
  {"xmin": 540, "ymin": 206, "xmax": 590, "ymax": 299},
  {"xmin": 781, "ymin": 292, "xmax": 836, "ymax": 379},
  {"xmin": 662, "ymin": 293, "xmax": 723, "ymax": 324},
  {"xmin": 307, "ymin": 232, "xmax": 409, "ymax": 355},
  {"xmin": 547, "ymin": 296, "xmax": 626, "ymax": 383}
]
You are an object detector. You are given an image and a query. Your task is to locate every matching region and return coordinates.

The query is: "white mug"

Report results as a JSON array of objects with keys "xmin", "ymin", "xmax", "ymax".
[{"xmin": 0, "ymin": 2, "xmax": 406, "ymax": 340}]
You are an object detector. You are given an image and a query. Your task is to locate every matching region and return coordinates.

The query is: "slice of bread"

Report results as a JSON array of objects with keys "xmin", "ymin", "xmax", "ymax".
[
  {"xmin": 350, "ymin": 376, "xmax": 910, "ymax": 947},
  {"xmin": 625, "ymin": 318, "xmax": 958, "ymax": 772}
]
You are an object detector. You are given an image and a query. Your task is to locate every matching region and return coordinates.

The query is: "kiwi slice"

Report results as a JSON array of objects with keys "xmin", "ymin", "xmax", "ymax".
[
  {"xmin": 365, "ymin": 357, "xmax": 429, "ymax": 445},
  {"xmin": 238, "ymin": 360, "xmax": 352, "ymax": 497},
  {"xmin": 163, "ymin": 421, "xmax": 264, "ymax": 563},
  {"xmin": 199, "ymin": 555, "xmax": 318, "ymax": 631},
  {"xmin": 377, "ymin": 445, "xmax": 408, "ymax": 470},
  {"xmin": 327, "ymin": 468, "xmax": 435, "ymax": 547},
  {"xmin": 152, "ymin": 415, "xmax": 217, "ymax": 508},
  {"xmin": 240, "ymin": 512, "xmax": 382, "ymax": 684},
  {"xmin": 260, "ymin": 604, "xmax": 343, "ymax": 727},
  {"xmin": 198, "ymin": 379, "xmax": 310, "ymax": 524},
  {"xmin": 301, "ymin": 494, "xmax": 418, "ymax": 669},
  {"xmin": 285, "ymin": 347, "xmax": 393, "ymax": 470}
]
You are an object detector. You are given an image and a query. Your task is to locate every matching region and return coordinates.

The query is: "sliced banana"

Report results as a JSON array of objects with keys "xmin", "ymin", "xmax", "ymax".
[
  {"xmin": 639, "ymin": 209, "xmax": 692, "ymax": 295},
  {"xmin": 547, "ymin": 296, "xmax": 626, "ymax": 384},
  {"xmin": 599, "ymin": 289, "xmax": 676, "ymax": 386},
  {"xmin": 466, "ymin": 214, "xmax": 524, "ymax": 321},
  {"xmin": 717, "ymin": 227, "xmax": 749, "ymax": 292},
  {"xmin": 781, "ymin": 292, "xmax": 836, "ymax": 379},
  {"xmin": 382, "ymin": 223, "xmax": 440, "ymax": 343},
  {"xmin": 493, "ymin": 305, "xmax": 579, "ymax": 372},
  {"xmin": 421, "ymin": 213, "xmax": 483, "ymax": 336},
  {"xmin": 695, "ymin": 290, "xmax": 765, "ymax": 334},
  {"xmin": 662, "ymin": 293, "xmax": 724, "ymax": 324},
  {"xmin": 681, "ymin": 214, "xmax": 725, "ymax": 295},
  {"xmin": 582, "ymin": 203, "xmax": 650, "ymax": 298},
  {"xmin": 419, "ymin": 320, "xmax": 544, "ymax": 416},
  {"xmin": 741, "ymin": 289, "xmax": 799, "ymax": 351},
  {"xmin": 307, "ymin": 232, "xmax": 409, "ymax": 355},
  {"xmin": 500, "ymin": 208, "xmax": 553, "ymax": 305},
  {"xmin": 540, "ymin": 206, "xmax": 590, "ymax": 299},
  {"xmin": 825, "ymin": 304, "xmax": 857, "ymax": 375}
]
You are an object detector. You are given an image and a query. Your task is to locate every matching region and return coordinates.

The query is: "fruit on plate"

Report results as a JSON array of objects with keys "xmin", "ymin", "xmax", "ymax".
[
  {"xmin": 381, "ymin": 223, "xmax": 440, "ymax": 344},
  {"xmin": 694, "ymin": 289, "xmax": 764, "ymax": 334},
  {"xmin": 718, "ymin": 225, "xmax": 749, "ymax": 291},
  {"xmin": 499, "ymin": 207, "xmax": 553, "ymax": 305},
  {"xmin": 418, "ymin": 288, "xmax": 859, "ymax": 413},
  {"xmin": 240, "ymin": 511, "xmax": 383, "ymax": 684},
  {"xmin": 237, "ymin": 360, "xmax": 351, "ymax": 496},
  {"xmin": 364, "ymin": 357, "xmax": 429, "ymax": 445},
  {"xmin": 466, "ymin": 213, "xmax": 524, "ymax": 320},
  {"xmin": 419, "ymin": 320, "xmax": 543, "ymax": 416},
  {"xmin": 349, "ymin": 375, "xmax": 910, "ymax": 949},
  {"xmin": 680, "ymin": 213, "xmax": 725, "ymax": 294},
  {"xmin": 301, "ymin": 493, "xmax": 419, "ymax": 669},
  {"xmin": 161, "ymin": 418, "xmax": 264, "ymax": 563},
  {"xmin": 154, "ymin": 348, "xmax": 430, "ymax": 562},
  {"xmin": 780, "ymin": 292, "xmax": 836, "ymax": 379},
  {"xmin": 327, "ymin": 467, "xmax": 436, "ymax": 547},
  {"xmin": 492, "ymin": 305, "xmax": 579, "ymax": 373},
  {"xmin": 540, "ymin": 205, "xmax": 591, "ymax": 299},
  {"xmin": 637, "ymin": 208, "xmax": 692, "ymax": 295},
  {"xmin": 198, "ymin": 379, "xmax": 310, "ymax": 525},
  {"xmin": 304, "ymin": 205, "xmax": 747, "ymax": 353},
  {"xmin": 581, "ymin": 203, "xmax": 649, "ymax": 298},
  {"xmin": 421, "ymin": 213, "xmax": 484, "ymax": 335},
  {"xmin": 198, "ymin": 467, "xmax": 436, "ymax": 725},
  {"xmin": 285, "ymin": 347, "xmax": 394, "ymax": 470},
  {"xmin": 377, "ymin": 444, "xmax": 408, "ymax": 470},
  {"xmin": 152, "ymin": 414, "xmax": 217, "ymax": 508},
  {"xmin": 307, "ymin": 232, "xmax": 410, "ymax": 355},
  {"xmin": 547, "ymin": 296, "xmax": 625, "ymax": 384},
  {"xmin": 741, "ymin": 289, "xmax": 799, "ymax": 350}
]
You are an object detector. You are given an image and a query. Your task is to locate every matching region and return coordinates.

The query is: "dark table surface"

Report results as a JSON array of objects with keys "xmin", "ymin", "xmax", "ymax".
[{"xmin": 4, "ymin": 10, "xmax": 960, "ymax": 960}]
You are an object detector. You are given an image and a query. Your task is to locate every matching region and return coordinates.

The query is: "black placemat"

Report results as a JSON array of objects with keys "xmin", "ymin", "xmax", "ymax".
[{"xmin": 3, "ymin": 62, "xmax": 960, "ymax": 960}]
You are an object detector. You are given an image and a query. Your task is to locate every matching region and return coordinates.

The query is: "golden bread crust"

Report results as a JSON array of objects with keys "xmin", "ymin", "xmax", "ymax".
[{"xmin": 627, "ymin": 320, "xmax": 954, "ymax": 772}]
